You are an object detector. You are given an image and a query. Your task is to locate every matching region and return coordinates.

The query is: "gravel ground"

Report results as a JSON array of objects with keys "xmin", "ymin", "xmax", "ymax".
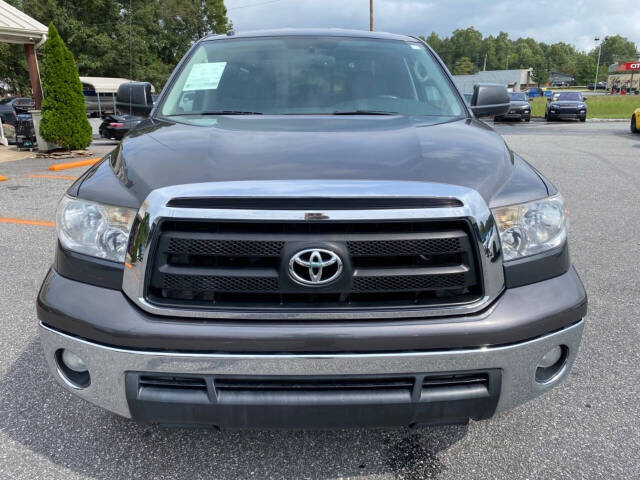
[{"xmin": 0, "ymin": 122, "xmax": 639, "ymax": 480}]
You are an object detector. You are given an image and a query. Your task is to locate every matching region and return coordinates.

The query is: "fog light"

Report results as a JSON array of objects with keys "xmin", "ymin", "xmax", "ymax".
[
  {"xmin": 535, "ymin": 345, "xmax": 568, "ymax": 384},
  {"xmin": 61, "ymin": 349, "xmax": 87, "ymax": 373},
  {"xmin": 538, "ymin": 346, "xmax": 562, "ymax": 368},
  {"xmin": 55, "ymin": 349, "xmax": 91, "ymax": 389}
]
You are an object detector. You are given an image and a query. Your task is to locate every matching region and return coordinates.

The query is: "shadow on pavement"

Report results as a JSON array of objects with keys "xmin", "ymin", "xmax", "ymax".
[{"xmin": 0, "ymin": 340, "xmax": 469, "ymax": 480}]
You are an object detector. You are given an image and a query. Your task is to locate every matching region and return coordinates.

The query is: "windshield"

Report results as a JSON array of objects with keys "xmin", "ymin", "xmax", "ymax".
[
  {"xmin": 0, "ymin": 97, "xmax": 15, "ymax": 105},
  {"xmin": 557, "ymin": 92, "xmax": 582, "ymax": 101},
  {"xmin": 160, "ymin": 36, "xmax": 464, "ymax": 117},
  {"xmin": 508, "ymin": 93, "xmax": 527, "ymax": 101}
]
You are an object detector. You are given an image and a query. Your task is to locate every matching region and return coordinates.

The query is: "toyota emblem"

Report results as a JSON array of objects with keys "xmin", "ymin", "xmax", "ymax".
[{"xmin": 288, "ymin": 248, "xmax": 343, "ymax": 286}]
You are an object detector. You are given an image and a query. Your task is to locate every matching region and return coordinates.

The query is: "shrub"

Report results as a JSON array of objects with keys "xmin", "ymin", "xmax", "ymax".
[{"xmin": 39, "ymin": 23, "xmax": 92, "ymax": 150}]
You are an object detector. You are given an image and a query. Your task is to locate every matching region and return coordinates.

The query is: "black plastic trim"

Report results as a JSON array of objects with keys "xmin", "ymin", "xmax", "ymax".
[
  {"xmin": 503, "ymin": 242, "xmax": 570, "ymax": 288},
  {"xmin": 166, "ymin": 197, "xmax": 464, "ymax": 210},
  {"xmin": 37, "ymin": 266, "xmax": 587, "ymax": 353},
  {"xmin": 55, "ymin": 242, "xmax": 124, "ymax": 290},
  {"xmin": 125, "ymin": 370, "xmax": 501, "ymax": 428}
]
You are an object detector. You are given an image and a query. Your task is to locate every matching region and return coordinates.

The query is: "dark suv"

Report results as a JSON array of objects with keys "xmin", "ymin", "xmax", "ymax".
[
  {"xmin": 495, "ymin": 92, "xmax": 531, "ymax": 122},
  {"xmin": 37, "ymin": 29, "xmax": 586, "ymax": 429},
  {"xmin": 0, "ymin": 97, "xmax": 34, "ymax": 126},
  {"xmin": 546, "ymin": 92, "xmax": 588, "ymax": 122}
]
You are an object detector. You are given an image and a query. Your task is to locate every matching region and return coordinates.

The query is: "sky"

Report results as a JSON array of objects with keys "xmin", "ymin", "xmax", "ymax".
[{"xmin": 224, "ymin": 0, "xmax": 640, "ymax": 53}]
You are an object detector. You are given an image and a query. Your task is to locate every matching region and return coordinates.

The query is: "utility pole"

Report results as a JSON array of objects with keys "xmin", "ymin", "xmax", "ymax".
[
  {"xmin": 483, "ymin": 52, "xmax": 487, "ymax": 71},
  {"xmin": 594, "ymin": 36, "xmax": 605, "ymax": 92},
  {"xmin": 369, "ymin": 0, "xmax": 373, "ymax": 31}
]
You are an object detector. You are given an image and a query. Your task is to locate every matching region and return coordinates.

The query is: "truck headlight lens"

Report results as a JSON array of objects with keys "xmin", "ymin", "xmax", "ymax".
[
  {"xmin": 56, "ymin": 196, "xmax": 136, "ymax": 262},
  {"xmin": 492, "ymin": 195, "xmax": 568, "ymax": 261}
]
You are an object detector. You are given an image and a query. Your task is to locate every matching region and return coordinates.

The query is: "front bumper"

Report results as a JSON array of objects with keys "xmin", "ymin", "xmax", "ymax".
[
  {"xmin": 548, "ymin": 109, "xmax": 586, "ymax": 119},
  {"xmin": 40, "ymin": 319, "xmax": 584, "ymax": 427},
  {"xmin": 497, "ymin": 110, "xmax": 530, "ymax": 120}
]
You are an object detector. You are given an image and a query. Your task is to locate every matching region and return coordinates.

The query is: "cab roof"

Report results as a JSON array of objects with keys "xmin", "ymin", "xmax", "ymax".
[{"xmin": 202, "ymin": 28, "xmax": 418, "ymax": 43}]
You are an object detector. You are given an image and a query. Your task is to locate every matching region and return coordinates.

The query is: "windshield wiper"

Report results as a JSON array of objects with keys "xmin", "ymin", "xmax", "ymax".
[
  {"xmin": 169, "ymin": 110, "xmax": 263, "ymax": 116},
  {"xmin": 331, "ymin": 110, "xmax": 398, "ymax": 115}
]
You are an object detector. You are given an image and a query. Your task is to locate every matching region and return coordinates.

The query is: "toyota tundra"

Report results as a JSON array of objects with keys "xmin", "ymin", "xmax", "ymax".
[{"xmin": 37, "ymin": 29, "xmax": 587, "ymax": 428}]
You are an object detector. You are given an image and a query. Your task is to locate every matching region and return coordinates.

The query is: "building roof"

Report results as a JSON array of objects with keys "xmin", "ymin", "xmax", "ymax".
[
  {"xmin": 0, "ymin": 0, "xmax": 47, "ymax": 45},
  {"xmin": 79, "ymin": 77, "xmax": 156, "ymax": 93}
]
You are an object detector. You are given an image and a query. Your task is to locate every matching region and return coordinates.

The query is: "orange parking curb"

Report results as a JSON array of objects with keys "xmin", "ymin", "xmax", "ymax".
[
  {"xmin": 29, "ymin": 174, "xmax": 79, "ymax": 180},
  {"xmin": 0, "ymin": 175, "xmax": 7, "ymax": 181},
  {"xmin": 49, "ymin": 157, "xmax": 100, "ymax": 171},
  {"xmin": 0, "ymin": 217, "xmax": 55, "ymax": 227}
]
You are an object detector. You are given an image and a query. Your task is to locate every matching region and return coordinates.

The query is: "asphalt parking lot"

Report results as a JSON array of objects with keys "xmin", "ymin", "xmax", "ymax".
[{"xmin": 1, "ymin": 120, "xmax": 639, "ymax": 480}]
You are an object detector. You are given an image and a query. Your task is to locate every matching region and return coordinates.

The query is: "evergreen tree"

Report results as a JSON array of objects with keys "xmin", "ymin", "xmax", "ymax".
[{"xmin": 39, "ymin": 23, "xmax": 92, "ymax": 150}]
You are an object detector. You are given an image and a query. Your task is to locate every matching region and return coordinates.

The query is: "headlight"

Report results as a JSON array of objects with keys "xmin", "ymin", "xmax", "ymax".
[
  {"xmin": 56, "ymin": 196, "xmax": 136, "ymax": 262},
  {"xmin": 492, "ymin": 195, "xmax": 568, "ymax": 262}
]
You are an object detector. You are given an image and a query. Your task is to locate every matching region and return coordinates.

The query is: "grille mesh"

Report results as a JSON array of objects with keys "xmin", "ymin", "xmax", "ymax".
[
  {"xmin": 353, "ymin": 273, "xmax": 466, "ymax": 292},
  {"xmin": 347, "ymin": 238, "xmax": 462, "ymax": 256},
  {"xmin": 163, "ymin": 274, "xmax": 279, "ymax": 292},
  {"xmin": 148, "ymin": 219, "xmax": 480, "ymax": 309},
  {"xmin": 167, "ymin": 238, "xmax": 284, "ymax": 256}
]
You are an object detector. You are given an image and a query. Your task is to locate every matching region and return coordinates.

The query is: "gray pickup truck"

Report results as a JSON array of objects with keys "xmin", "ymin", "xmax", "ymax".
[{"xmin": 37, "ymin": 29, "xmax": 586, "ymax": 428}]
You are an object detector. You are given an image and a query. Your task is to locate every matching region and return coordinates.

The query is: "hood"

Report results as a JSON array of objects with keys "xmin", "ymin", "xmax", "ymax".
[
  {"xmin": 510, "ymin": 101, "xmax": 530, "ymax": 107},
  {"xmin": 77, "ymin": 115, "xmax": 546, "ymax": 208},
  {"xmin": 552, "ymin": 100, "xmax": 584, "ymax": 106}
]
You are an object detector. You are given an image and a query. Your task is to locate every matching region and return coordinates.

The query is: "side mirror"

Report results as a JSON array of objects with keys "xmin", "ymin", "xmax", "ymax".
[
  {"xmin": 470, "ymin": 83, "xmax": 510, "ymax": 117},
  {"xmin": 116, "ymin": 82, "xmax": 154, "ymax": 117}
]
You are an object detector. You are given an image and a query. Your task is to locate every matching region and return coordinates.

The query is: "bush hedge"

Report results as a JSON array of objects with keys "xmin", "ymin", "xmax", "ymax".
[{"xmin": 39, "ymin": 23, "xmax": 92, "ymax": 150}]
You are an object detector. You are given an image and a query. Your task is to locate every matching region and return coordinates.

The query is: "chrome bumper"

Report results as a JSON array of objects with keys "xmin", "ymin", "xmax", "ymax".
[{"xmin": 39, "ymin": 319, "xmax": 584, "ymax": 420}]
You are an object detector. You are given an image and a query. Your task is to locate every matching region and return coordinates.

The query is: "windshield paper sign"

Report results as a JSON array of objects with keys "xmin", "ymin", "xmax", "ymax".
[{"xmin": 183, "ymin": 62, "xmax": 227, "ymax": 91}]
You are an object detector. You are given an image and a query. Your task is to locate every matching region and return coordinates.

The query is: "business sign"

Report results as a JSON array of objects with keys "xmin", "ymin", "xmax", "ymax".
[{"xmin": 616, "ymin": 62, "xmax": 640, "ymax": 71}]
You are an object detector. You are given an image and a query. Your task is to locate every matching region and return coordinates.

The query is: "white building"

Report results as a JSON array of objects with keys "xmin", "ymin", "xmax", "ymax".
[{"xmin": 453, "ymin": 68, "xmax": 535, "ymax": 94}]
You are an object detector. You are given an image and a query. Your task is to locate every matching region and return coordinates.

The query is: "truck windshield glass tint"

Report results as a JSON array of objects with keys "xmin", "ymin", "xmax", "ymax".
[{"xmin": 160, "ymin": 37, "xmax": 464, "ymax": 117}]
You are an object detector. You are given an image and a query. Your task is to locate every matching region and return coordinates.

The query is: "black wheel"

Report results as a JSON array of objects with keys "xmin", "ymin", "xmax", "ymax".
[
  {"xmin": 631, "ymin": 115, "xmax": 638, "ymax": 133},
  {"xmin": 579, "ymin": 115, "xmax": 586, "ymax": 123},
  {"xmin": 525, "ymin": 116, "xmax": 531, "ymax": 122},
  {"xmin": 546, "ymin": 114, "xmax": 553, "ymax": 122}
]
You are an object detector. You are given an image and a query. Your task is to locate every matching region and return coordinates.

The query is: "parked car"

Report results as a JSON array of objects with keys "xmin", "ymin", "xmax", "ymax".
[
  {"xmin": 37, "ymin": 29, "xmax": 586, "ymax": 429},
  {"xmin": 546, "ymin": 91, "xmax": 587, "ymax": 121},
  {"xmin": 495, "ymin": 92, "xmax": 531, "ymax": 122},
  {"xmin": 587, "ymin": 82, "xmax": 607, "ymax": 90},
  {"xmin": 526, "ymin": 87, "xmax": 544, "ymax": 98},
  {"xmin": 631, "ymin": 107, "xmax": 640, "ymax": 133},
  {"xmin": 0, "ymin": 97, "xmax": 34, "ymax": 126}
]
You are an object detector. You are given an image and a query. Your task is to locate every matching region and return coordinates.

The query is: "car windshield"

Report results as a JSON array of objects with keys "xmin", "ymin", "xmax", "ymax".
[
  {"xmin": 160, "ymin": 36, "xmax": 464, "ymax": 117},
  {"xmin": 509, "ymin": 93, "xmax": 527, "ymax": 101},
  {"xmin": 557, "ymin": 92, "xmax": 581, "ymax": 101},
  {"xmin": 0, "ymin": 97, "xmax": 15, "ymax": 104}
]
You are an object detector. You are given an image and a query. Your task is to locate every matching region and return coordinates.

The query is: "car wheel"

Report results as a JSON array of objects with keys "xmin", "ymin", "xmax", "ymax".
[
  {"xmin": 631, "ymin": 115, "xmax": 638, "ymax": 133},
  {"xmin": 525, "ymin": 116, "xmax": 531, "ymax": 122},
  {"xmin": 579, "ymin": 115, "xmax": 586, "ymax": 123},
  {"xmin": 546, "ymin": 114, "xmax": 553, "ymax": 122}
]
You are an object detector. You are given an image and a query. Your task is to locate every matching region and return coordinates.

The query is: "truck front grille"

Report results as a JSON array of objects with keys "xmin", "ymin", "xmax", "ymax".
[{"xmin": 146, "ymin": 219, "xmax": 482, "ymax": 311}]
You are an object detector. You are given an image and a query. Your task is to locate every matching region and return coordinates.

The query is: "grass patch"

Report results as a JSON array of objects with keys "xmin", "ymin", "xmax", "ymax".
[{"xmin": 530, "ymin": 95, "xmax": 640, "ymax": 119}]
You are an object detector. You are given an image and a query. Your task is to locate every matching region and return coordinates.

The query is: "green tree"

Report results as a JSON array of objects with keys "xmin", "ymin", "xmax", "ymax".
[
  {"xmin": 39, "ymin": 23, "xmax": 92, "ymax": 150},
  {"xmin": 530, "ymin": 59, "xmax": 549, "ymax": 86},
  {"xmin": 6, "ymin": 0, "xmax": 230, "ymax": 91},
  {"xmin": 591, "ymin": 35, "xmax": 638, "ymax": 67},
  {"xmin": 0, "ymin": 43, "xmax": 31, "ymax": 95},
  {"xmin": 453, "ymin": 56, "xmax": 476, "ymax": 75},
  {"xmin": 575, "ymin": 55, "xmax": 596, "ymax": 85}
]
